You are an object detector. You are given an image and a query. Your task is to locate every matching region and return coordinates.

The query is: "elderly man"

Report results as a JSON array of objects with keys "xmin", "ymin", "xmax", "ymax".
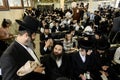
[{"xmin": 0, "ymin": 16, "xmax": 45, "ymax": 80}]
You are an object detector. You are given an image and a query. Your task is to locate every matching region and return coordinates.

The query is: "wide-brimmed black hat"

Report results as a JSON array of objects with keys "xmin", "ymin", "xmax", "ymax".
[
  {"xmin": 70, "ymin": 26, "xmax": 75, "ymax": 31},
  {"xmin": 15, "ymin": 16, "xmax": 39, "ymax": 33},
  {"xmin": 54, "ymin": 41, "xmax": 63, "ymax": 47},
  {"xmin": 94, "ymin": 30, "xmax": 102, "ymax": 36},
  {"xmin": 44, "ymin": 25, "xmax": 49, "ymax": 29},
  {"xmin": 78, "ymin": 38, "xmax": 94, "ymax": 49},
  {"xmin": 96, "ymin": 39, "xmax": 110, "ymax": 50}
]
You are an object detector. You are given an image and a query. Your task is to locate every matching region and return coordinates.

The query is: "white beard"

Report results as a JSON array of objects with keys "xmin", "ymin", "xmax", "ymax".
[{"xmin": 25, "ymin": 39, "xmax": 34, "ymax": 49}]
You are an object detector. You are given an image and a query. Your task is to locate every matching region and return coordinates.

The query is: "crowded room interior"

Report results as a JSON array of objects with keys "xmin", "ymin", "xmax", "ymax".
[{"xmin": 0, "ymin": 0, "xmax": 120, "ymax": 80}]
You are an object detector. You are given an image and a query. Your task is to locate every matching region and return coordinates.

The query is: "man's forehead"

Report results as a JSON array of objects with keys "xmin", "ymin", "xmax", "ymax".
[{"xmin": 54, "ymin": 45, "xmax": 63, "ymax": 48}]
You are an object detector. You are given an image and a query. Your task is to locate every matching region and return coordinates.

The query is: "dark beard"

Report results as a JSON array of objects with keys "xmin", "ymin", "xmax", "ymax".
[{"xmin": 51, "ymin": 51, "xmax": 62, "ymax": 60}]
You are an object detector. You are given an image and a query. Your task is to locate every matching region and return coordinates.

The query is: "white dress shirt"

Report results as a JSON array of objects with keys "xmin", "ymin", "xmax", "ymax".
[
  {"xmin": 79, "ymin": 52, "xmax": 86, "ymax": 63},
  {"xmin": 56, "ymin": 57, "xmax": 62, "ymax": 68}
]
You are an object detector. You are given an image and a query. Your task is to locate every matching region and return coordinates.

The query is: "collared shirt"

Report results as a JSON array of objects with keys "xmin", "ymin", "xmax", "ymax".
[
  {"xmin": 56, "ymin": 57, "xmax": 62, "ymax": 68},
  {"xmin": 0, "ymin": 68, "xmax": 1, "ymax": 75},
  {"xmin": 45, "ymin": 35, "xmax": 48, "ymax": 38},
  {"xmin": 79, "ymin": 52, "xmax": 86, "ymax": 63},
  {"xmin": 44, "ymin": 47, "xmax": 47, "ymax": 51}
]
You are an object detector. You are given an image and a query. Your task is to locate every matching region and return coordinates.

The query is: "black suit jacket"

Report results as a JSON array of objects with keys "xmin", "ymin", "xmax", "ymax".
[
  {"xmin": 70, "ymin": 52, "xmax": 91, "ymax": 80},
  {"xmin": 41, "ymin": 53, "xmax": 72, "ymax": 80},
  {"xmin": 0, "ymin": 41, "xmax": 43, "ymax": 80},
  {"xmin": 40, "ymin": 33, "xmax": 51, "ymax": 41},
  {"xmin": 51, "ymin": 26, "xmax": 63, "ymax": 33},
  {"xmin": 94, "ymin": 15, "xmax": 101, "ymax": 26}
]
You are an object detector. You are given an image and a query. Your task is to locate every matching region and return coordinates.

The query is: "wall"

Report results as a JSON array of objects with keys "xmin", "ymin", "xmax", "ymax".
[
  {"xmin": 0, "ymin": 9, "xmax": 24, "ymax": 34},
  {"xmin": 35, "ymin": 2, "xmax": 60, "ymax": 9},
  {"xmin": 115, "ymin": 0, "xmax": 120, "ymax": 8}
]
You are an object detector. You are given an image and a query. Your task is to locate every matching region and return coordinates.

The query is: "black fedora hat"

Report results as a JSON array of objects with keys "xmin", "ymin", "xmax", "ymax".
[
  {"xmin": 78, "ymin": 38, "xmax": 94, "ymax": 50},
  {"xmin": 96, "ymin": 39, "xmax": 110, "ymax": 50},
  {"xmin": 70, "ymin": 26, "xmax": 75, "ymax": 31},
  {"xmin": 15, "ymin": 16, "xmax": 39, "ymax": 33},
  {"xmin": 44, "ymin": 25, "xmax": 49, "ymax": 29}
]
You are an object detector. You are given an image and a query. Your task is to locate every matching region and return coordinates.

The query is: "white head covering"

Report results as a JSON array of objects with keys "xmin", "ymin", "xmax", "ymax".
[{"xmin": 83, "ymin": 26, "xmax": 93, "ymax": 32}]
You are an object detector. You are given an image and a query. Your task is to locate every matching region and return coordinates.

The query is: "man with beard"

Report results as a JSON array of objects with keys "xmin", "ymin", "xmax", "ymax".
[
  {"xmin": 0, "ymin": 16, "xmax": 45, "ymax": 80},
  {"xmin": 41, "ymin": 42, "xmax": 72, "ymax": 80}
]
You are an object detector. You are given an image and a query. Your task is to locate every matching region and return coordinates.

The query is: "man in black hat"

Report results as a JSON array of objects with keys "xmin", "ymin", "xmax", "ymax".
[
  {"xmin": 0, "ymin": 16, "xmax": 45, "ymax": 80},
  {"xmin": 92, "ymin": 39, "xmax": 119, "ymax": 80},
  {"xmin": 70, "ymin": 38, "xmax": 94, "ymax": 80},
  {"xmin": 51, "ymin": 20, "xmax": 62, "ymax": 33},
  {"xmin": 40, "ymin": 25, "xmax": 51, "ymax": 41},
  {"xmin": 41, "ymin": 42, "xmax": 72, "ymax": 80}
]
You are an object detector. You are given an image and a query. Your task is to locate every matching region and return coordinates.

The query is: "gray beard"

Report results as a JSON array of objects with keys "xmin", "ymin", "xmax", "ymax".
[{"xmin": 25, "ymin": 40, "xmax": 34, "ymax": 49}]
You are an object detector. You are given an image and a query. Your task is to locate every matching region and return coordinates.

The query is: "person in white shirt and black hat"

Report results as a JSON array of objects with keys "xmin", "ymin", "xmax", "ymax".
[{"xmin": 70, "ymin": 38, "xmax": 94, "ymax": 80}]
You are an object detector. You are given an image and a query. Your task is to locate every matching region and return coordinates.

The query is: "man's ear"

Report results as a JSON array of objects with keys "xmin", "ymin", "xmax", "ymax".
[
  {"xmin": 24, "ymin": 32, "xmax": 29, "ymax": 38},
  {"xmin": 25, "ymin": 32, "xmax": 28, "ymax": 36}
]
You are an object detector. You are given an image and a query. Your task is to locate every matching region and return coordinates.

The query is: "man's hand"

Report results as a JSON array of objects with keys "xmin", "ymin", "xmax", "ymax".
[
  {"xmin": 34, "ymin": 64, "xmax": 45, "ymax": 73},
  {"xmin": 87, "ymin": 50, "xmax": 93, "ymax": 55},
  {"xmin": 45, "ymin": 39, "xmax": 51, "ymax": 48},
  {"xmin": 79, "ymin": 74, "xmax": 86, "ymax": 80},
  {"xmin": 102, "ymin": 66, "xmax": 109, "ymax": 71}
]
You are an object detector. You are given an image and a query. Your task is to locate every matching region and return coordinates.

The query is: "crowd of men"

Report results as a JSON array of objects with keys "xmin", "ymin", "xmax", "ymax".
[{"xmin": 0, "ymin": 2, "xmax": 120, "ymax": 80}]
